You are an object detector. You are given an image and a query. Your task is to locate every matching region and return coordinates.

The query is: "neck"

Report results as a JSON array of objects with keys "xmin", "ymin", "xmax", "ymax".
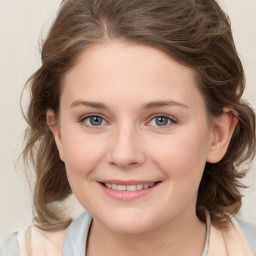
[{"xmin": 86, "ymin": 209, "xmax": 206, "ymax": 256}]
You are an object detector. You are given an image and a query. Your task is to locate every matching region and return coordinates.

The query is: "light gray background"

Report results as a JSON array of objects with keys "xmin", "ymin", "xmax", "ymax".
[{"xmin": 0, "ymin": 0, "xmax": 255, "ymax": 243}]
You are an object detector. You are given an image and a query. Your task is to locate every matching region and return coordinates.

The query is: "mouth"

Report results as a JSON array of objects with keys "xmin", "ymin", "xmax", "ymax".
[
  {"xmin": 101, "ymin": 182, "xmax": 159, "ymax": 191},
  {"xmin": 98, "ymin": 180, "xmax": 161, "ymax": 200}
]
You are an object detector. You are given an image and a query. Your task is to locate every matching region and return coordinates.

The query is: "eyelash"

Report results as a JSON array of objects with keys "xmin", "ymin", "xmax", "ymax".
[
  {"xmin": 146, "ymin": 114, "xmax": 177, "ymax": 128},
  {"xmin": 79, "ymin": 114, "xmax": 108, "ymax": 128},
  {"xmin": 79, "ymin": 113, "xmax": 177, "ymax": 128}
]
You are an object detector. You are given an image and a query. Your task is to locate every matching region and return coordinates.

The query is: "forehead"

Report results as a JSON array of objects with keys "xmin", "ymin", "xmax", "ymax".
[
  {"xmin": 61, "ymin": 41, "xmax": 206, "ymax": 113},
  {"xmin": 65, "ymin": 41, "xmax": 195, "ymax": 84}
]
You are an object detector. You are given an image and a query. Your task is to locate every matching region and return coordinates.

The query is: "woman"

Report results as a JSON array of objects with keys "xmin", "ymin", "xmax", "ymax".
[{"xmin": 2, "ymin": 0, "xmax": 256, "ymax": 255}]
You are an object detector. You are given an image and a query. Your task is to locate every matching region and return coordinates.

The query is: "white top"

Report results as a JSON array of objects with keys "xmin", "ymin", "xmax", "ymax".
[{"xmin": 1, "ymin": 210, "xmax": 256, "ymax": 256}]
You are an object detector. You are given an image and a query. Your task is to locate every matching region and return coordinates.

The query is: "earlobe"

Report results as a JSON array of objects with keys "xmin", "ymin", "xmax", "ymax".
[
  {"xmin": 46, "ymin": 109, "xmax": 64, "ymax": 161},
  {"xmin": 206, "ymin": 108, "xmax": 238, "ymax": 163}
]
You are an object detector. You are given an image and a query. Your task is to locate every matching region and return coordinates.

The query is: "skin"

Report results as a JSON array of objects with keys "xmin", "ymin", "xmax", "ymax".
[{"xmin": 47, "ymin": 41, "xmax": 237, "ymax": 256}]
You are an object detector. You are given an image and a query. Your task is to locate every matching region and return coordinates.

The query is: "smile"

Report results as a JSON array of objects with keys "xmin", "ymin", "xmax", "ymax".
[
  {"xmin": 104, "ymin": 182, "xmax": 156, "ymax": 191},
  {"xmin": 99, "ymin": 181, "xmax": 161, "ymax": 200}
]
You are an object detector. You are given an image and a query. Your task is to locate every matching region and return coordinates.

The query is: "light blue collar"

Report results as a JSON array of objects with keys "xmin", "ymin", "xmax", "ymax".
[
  {"xmin": 202, "ymin": 210, "xmax": 211, "ymax": 256},
  {"xmin": 62, "ymin": 211, "xmax": 92, "ymax": 256}
]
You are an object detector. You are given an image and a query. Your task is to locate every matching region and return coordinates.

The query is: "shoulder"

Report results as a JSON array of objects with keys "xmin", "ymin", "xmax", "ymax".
[
  {"xmin": 1, "ymin": 225, "xmax": 67, "ymax": 256},
  {"xmin": 236, "ymin": 218, "xmax": 256, "ymax": 253},
  {"xmin": 1, "ymin": 212, "xmax": 91, "ymax": 256},
  {"xmin": 1, "ymin": 233, "xmax": 19, "ymax": 256},
  {"xmin": 27, "ymin": 225, "xmax": 67, "ymax": 255}
]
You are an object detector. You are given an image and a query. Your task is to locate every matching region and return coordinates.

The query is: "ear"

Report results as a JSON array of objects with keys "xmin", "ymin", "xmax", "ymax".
[
  {"xmin": 46, "ymin": 109, "xmax": 64, "ymax": 161},
  {"xmin": 207, "ymin": 107, "xmax": 238, "ymax": 163}
]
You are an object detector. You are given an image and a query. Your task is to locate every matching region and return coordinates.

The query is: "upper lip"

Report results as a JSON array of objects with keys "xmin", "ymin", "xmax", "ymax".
[{"xmin": 98, "ymin": 180, "xmax": 160, "ymax": 185}]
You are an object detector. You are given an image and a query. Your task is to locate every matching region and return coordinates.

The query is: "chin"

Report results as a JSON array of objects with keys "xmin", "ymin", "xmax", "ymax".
[
  {"xmin": 109, "ymin": 221, "xmax": 153, "ymax": 234},
  {"xmin": 98, "ymin": 210, "xmax": 158, "ymax": 234}
]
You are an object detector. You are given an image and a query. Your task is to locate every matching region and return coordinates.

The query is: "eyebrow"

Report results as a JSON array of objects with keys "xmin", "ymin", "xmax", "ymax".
[
  {"xmin": 70, "ymin": 99, "xmax": 188, "ymax": 110},
  {"xmin": 70, "ymin": 100, "xmax": 107, "ymax": 109},
  {"xmin": 143, "ymin": 100, "xmax": 188, "ymax": 109}
]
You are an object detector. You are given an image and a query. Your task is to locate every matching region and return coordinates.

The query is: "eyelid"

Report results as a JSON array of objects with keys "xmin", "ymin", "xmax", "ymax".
[
  {"xmin": 79, "ymin": 113, "xmax": 109, "ymax": 127},
  {"xmin": 78, "ymin": 113, "xmax": 177, "ymax": 128},
  {"xmin": 146, "ymin": 114, "xmax": 178, "ymax": 127}
]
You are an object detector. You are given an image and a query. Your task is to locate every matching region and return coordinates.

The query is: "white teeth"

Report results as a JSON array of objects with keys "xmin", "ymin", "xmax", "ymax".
[
  {"xmin": 136, "ymin": 184, "xmax": 143, "ymax": 190},
  {"xmin": 149, "ymin": 183, "xmax": 155, "ymax": 188},
  {"xmin": 112, "ymin": 184, "xmax": 118, "ymax": 190},
  {"xmin": 117, "ymin": 185, "xmax": 126, "ymax": 191},
  {"xmin": 143, "ymin": 183, "xmax": 149, "ymax": 189},
  {"xmin": 104, "ymin": 182, "xmax": 157, "ymax": 191},
  {"xmin": 127, "ymin": 185, "xmax": 137, "ymax": 191}
]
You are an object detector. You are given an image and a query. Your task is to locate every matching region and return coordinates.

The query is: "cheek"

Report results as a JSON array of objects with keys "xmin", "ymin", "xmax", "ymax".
[
  {"xmin": 61, "ymin": 130, "xmax": 107, "ymax": 177},
  {"xmin": 149, "ymin": 130, "xmax": 209, "ymax": 182}
]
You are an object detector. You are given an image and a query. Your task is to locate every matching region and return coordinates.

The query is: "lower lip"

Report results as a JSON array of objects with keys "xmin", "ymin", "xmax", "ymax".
[{"xmin": 99, "ymin": 182, "xmax": 160, "ymax": 200}]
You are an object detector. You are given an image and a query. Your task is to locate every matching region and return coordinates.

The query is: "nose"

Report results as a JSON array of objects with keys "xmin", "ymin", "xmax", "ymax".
[{"xmin": 107, "ymin": 125, "xmax": 146, "ymax": 169}]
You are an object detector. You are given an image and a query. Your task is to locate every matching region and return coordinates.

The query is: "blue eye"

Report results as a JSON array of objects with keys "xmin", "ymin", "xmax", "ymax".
[
  {"xmin": 83, "ymin": 115, "xmax": 106, "ymax": 126},
  {"xmin": 149, "ymin": 116, "xmax": 174, "ymax": 127}
]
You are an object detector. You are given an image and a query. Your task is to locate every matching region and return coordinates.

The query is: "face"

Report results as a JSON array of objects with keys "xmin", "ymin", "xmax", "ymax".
[{"xmin": 51, "ymin": 42, "xmax": 218, "ymax": 234}]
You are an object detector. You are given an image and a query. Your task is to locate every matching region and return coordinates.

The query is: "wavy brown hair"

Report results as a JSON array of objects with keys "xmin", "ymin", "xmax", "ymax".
[{"xmin": 22, "ymin": 0, "xmax": 256, "ymax": 231}]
